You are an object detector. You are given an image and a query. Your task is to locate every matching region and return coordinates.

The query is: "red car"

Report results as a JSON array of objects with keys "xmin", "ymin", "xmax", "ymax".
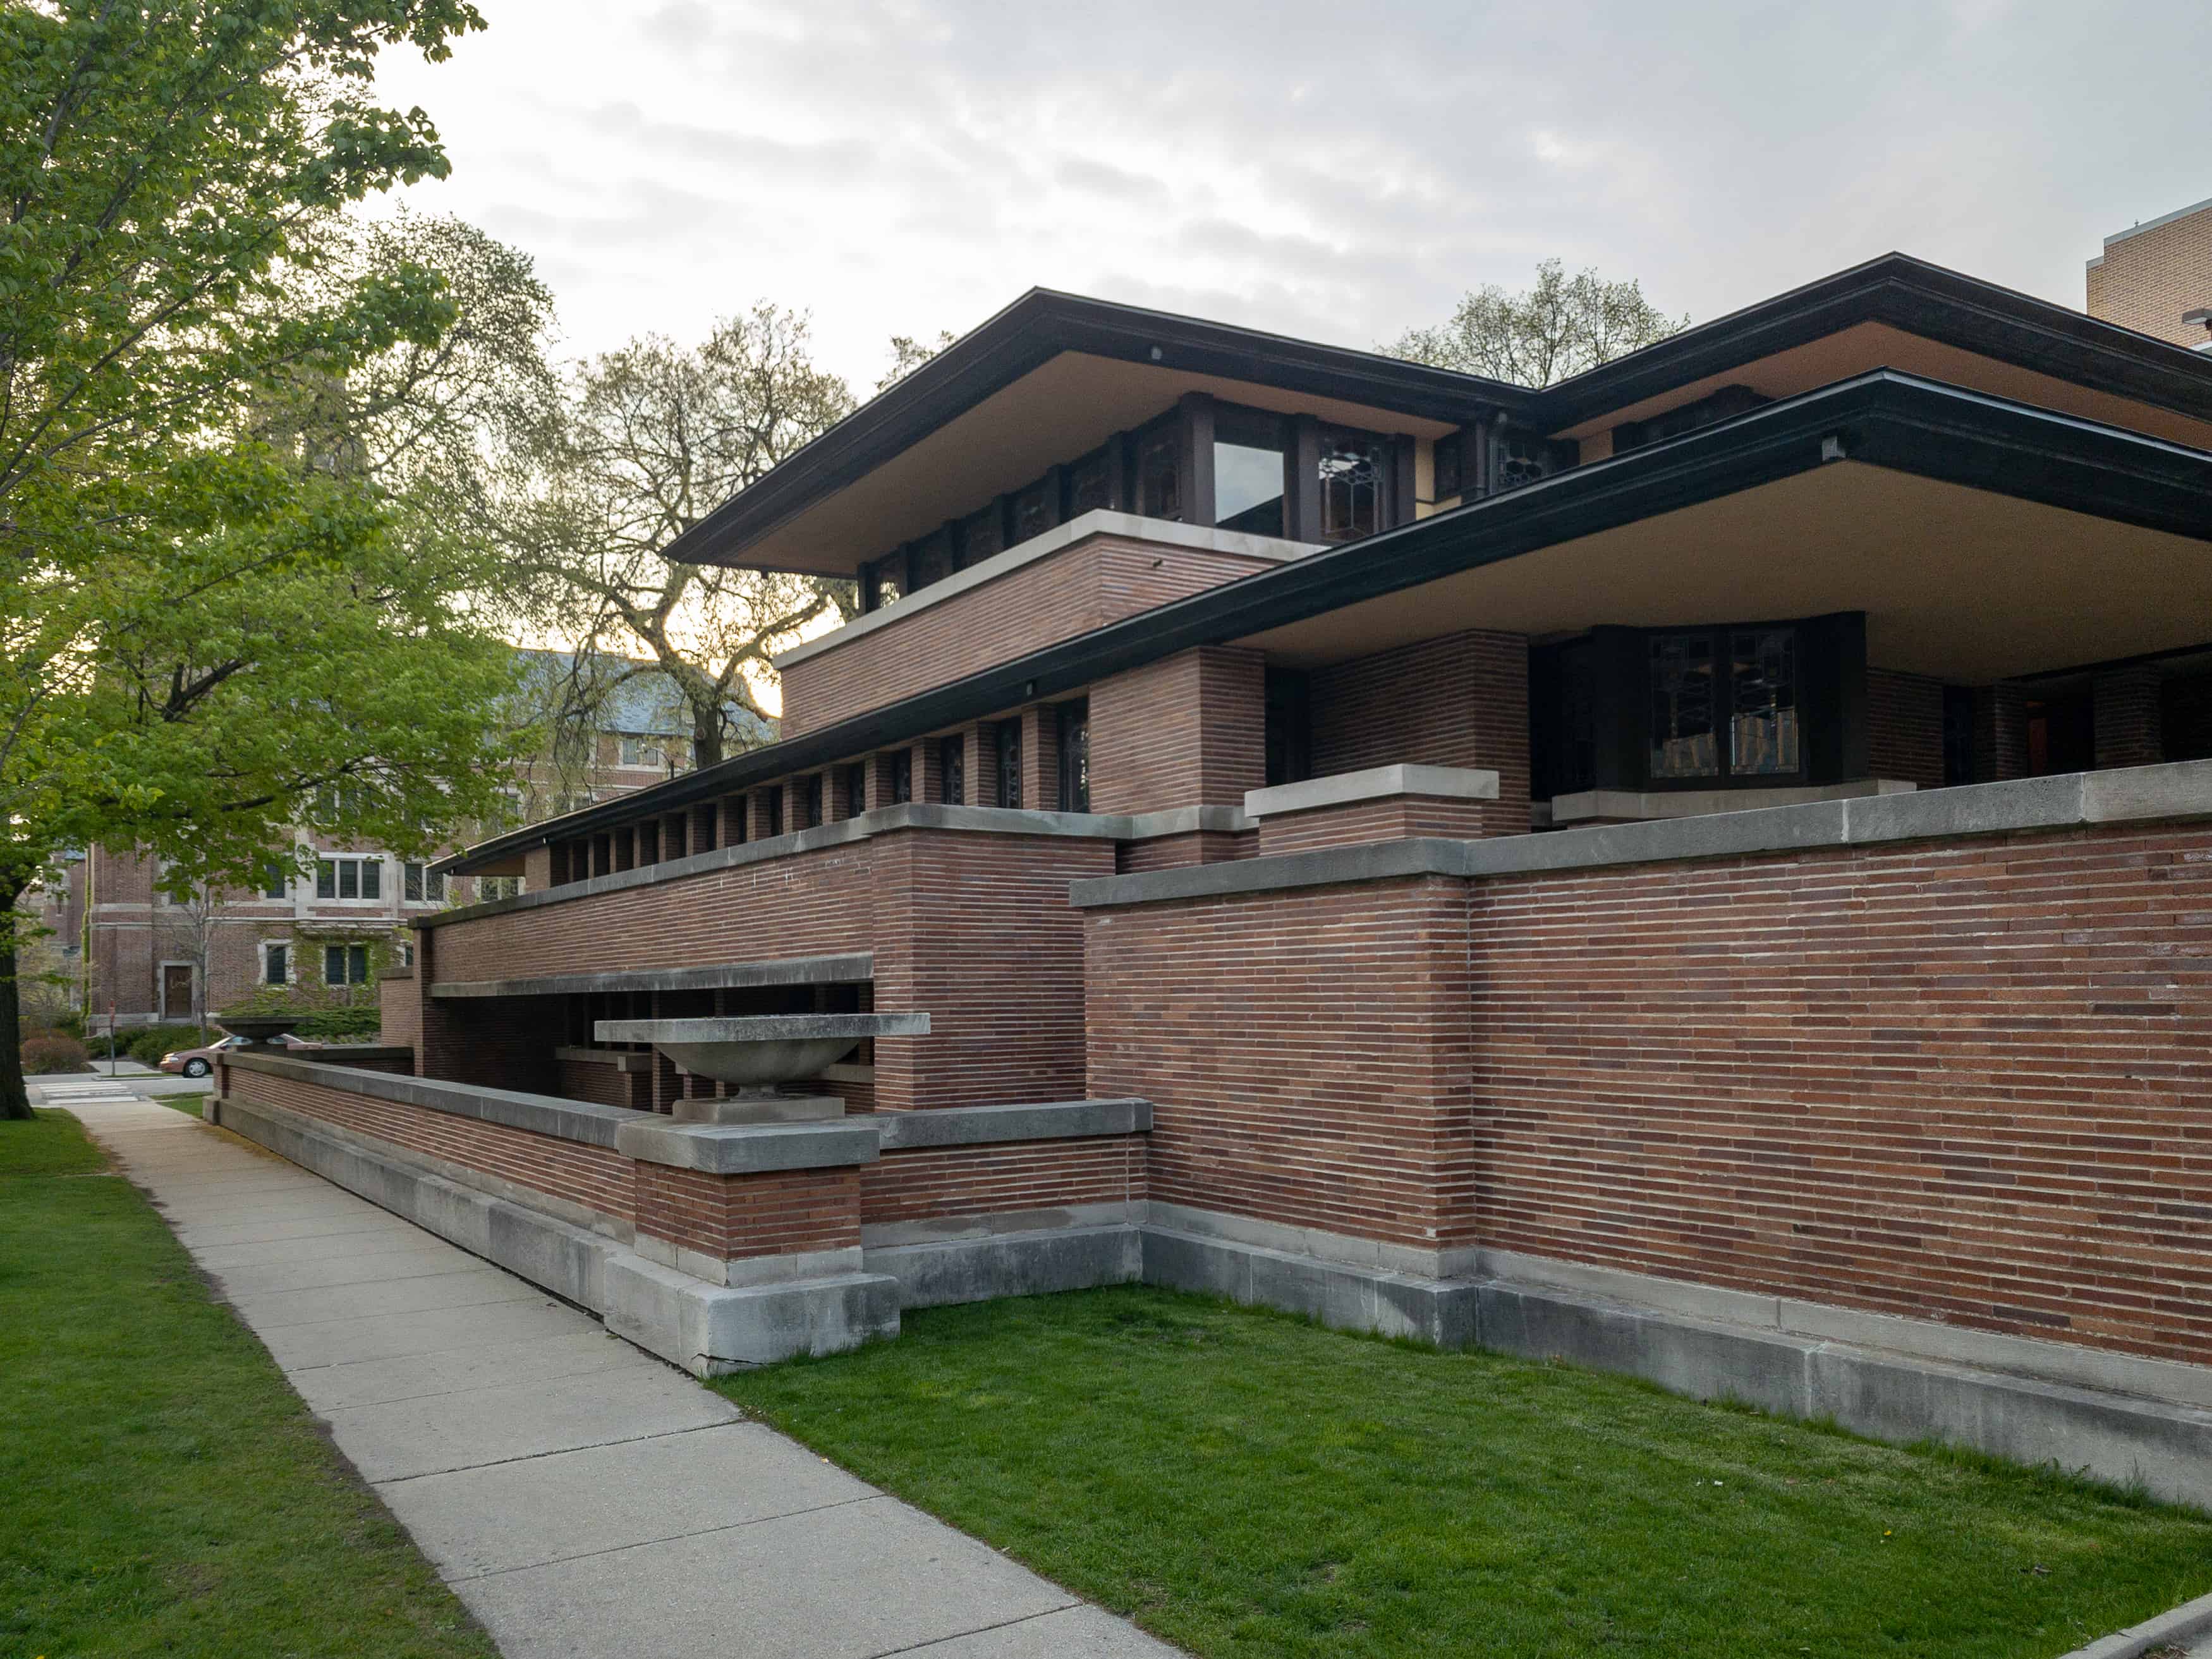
[{"xmin": 159, "ymin": 1033, "xmax": 316, "ymax": 1078}]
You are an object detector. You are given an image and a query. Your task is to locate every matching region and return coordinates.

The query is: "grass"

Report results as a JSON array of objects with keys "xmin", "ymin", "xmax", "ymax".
[
  {"xmin": 155, "ymin": 1093, "xmax": 207, "ymax": 1118},
  {"xmin": 0, "ymin": 1110, "xmax": 496, "ymax": 1658},
  {"xmin": 717, "ymin": 1286, "xmax": 2212, "ymax": 1659}
]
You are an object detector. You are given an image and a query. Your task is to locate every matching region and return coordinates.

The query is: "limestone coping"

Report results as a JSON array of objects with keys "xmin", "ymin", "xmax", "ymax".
[
  {"xmin": 1244, "ymin": 764, "xmax": 1500, "ymax": 820},
  {"xmin": 1071, "ymin": 758, "xmax": 2212, "ymax": 909},
  {"xmin": 875, "ymin": 1097, "xmax": 1152, "ymax": 1149},
  {"xmin": 594, "ymin": 1012, "xmax": 930, "ymax": 1046},
  {"xmin": 772, "ymin": 510, "xmax": 1320, "ymax": 671},
  {"xmin": 1543, "ymin": 777, "xmax": 1912, "ymax": 826},
  {"xmin": 223, "ymin": 1050, "xmax": 638, "ymax": 1148},
  {"xmin": 614, "ymin": 1117, "xmax": 881, "ymax": 1174},
  {"xmin": 433, "ymin": 952, "xmax": 874, "ymax": 1000}
]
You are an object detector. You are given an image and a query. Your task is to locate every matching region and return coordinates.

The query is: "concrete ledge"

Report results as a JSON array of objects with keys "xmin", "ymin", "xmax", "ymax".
[
  {"xmin": 435, "ymin": 952, "xmax": 874, "ymax": 1000},
  {"xmin": 602, "ymin": 1256, "xmax": 901, "ymax": 1374},
  {"xmin": 1245, "ymin": 763, "xmax": 1500, "ymax": 818},
  {"xmin": 215, "ymin": 1093, "xmax": 898, "ymax": 1375},
  {"xmin": 772, "ymin": 509, "xmax": 1318, "ymax": 670},
  {"xmin": 614, "ymin": 1117, "xmax": 880, "ymax": 1173},
  {"xmin": 1544, "ymin": 777, "xmax": 1912, "ymax": 825},
  {"xmin": 224, "ymin": 1050, "xmax": 643, "ymax": 1148},
  {"xmin": 1073, "ymin": 759, "xmax": 2212, "ymax": 908},
  {"xmin": 2060, "ymin": 1587, "xmax": 2212, "ymax": 1659},
  {"xmin": 868, "ymin": 1223, "xmax": 1142, "ymax": 1308},
  {"xmin": 875, "ymin": 1097, "xmax": 1152, "ymax": 1150},
  {"xmin": 1143, "ymin": 1225, "xmax": 1477, "ymax": 1349}
]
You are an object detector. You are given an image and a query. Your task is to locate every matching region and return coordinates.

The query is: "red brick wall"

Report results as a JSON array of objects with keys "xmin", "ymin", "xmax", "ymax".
[
  {"xmin": 423, "ymin": 827, "xmax": 1109, "ymax": 1111},
  {"xmin": 1310, "ymin": 631, "xmax": 1531, "ymax": 836},
  {"xmin": 1866, "ymin": 669, "xmax": 1945, "ymax": 789},
  {"xmin": 1089, "ymin": 647, "xmax": 1267, "ymax": 816},
  {"xmin": 1117, "ymin": 832, "xmax": 1253, "ymax": 873},
  {"xmin": 1088, "ymin": 820, "xmax": 2212, "ymax": 1364},
  {"xmin": 554, "ymin": 1056, "xmax": 653, "ymax": 1112},
  {"xmin": 222, "ymin": 1064, "xmax": 636, "ymax": 1221},
  {"xmin": 2094, "ymin": 666, "xmax": 2165, "ymax": 769},
  {"xmin": 1086, "ymin": 875, "xmax": 1475, "ymax": 1249},
  {"xmin": 780, "ymin": 535, "xmax": 1277, "ymax": 737},
  {"xmin": 1255, "ymin": 796, "xmax": 1490, "ymax": 856},
  {"xmin": 634, "ymin": 1164, "xmax": 860, "ymax": 1259},
  {"xmin": 379, "ymin": 971, "xmax": 422, "ymax": 1061},
  {"xmin": 862, "ymin": 1136, "xmax": 1146, "ymax": 1227},
  {"xmin": 1471, "ymin": 823, "xmax": 2212, "ymax": 1363}
]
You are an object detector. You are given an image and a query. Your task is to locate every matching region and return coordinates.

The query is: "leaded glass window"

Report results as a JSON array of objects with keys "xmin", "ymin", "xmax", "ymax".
[{"xmin": 1648, "ymin": 633, "xmax": 1719, "ymax": 779}]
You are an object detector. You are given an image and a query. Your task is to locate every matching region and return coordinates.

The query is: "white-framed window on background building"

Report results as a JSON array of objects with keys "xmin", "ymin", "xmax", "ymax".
[
  {"xmin": 315, "ymin": 855, "xmax": 382, "ymax": 901},
  {"xmin": 477, "ymin": 875, "xmax": 525, "ymax": 901},
  {"xmin": 403, "ymin": 861, "xmax": 445, "ymax": 903},
  {"xmin": 262, "ymin": 941, "xmax": 291, "ymax": 985},
  {"xmin": 323, "ymin": 942, "xmax": 371, "ymax": 986}
]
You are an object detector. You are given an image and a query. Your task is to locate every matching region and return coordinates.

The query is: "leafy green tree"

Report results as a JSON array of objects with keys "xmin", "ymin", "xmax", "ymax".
[
  {"xmin": 488, "ymin": 304, "xmax": 860, "ymax": 770},
  {"xmin": 1389, "ymin": 260, "xmax": 1688, "ymax": 387},
  {"xmin": 0, "ymin": 0, "xmax": 514, "ymax": 1120}
]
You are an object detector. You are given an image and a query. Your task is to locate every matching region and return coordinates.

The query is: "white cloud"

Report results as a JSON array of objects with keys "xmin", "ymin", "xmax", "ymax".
[{"xmin": 372, "ymin": 0, "xmax": 2212, "ymax": 385}]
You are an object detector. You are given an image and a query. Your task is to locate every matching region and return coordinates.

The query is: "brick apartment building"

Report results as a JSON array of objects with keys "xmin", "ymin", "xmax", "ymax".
[
  {"xmin": 2088, "ymin": 192, "xmax": 2212, "ymax": 349},
  {"xmin": 209, "ymin": 251, "xmax": 2212, "ymax": 1504},
  {"xmin": 40, "ymin": 653, "xmax": 724, "ymax": 1032}
]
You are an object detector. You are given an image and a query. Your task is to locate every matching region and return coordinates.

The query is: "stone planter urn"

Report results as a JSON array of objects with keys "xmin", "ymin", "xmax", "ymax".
[
  {"xmin": 592, "ymin": 1012, "xmax": 930, "ymax": 1124},
  {"xmin": 214, "ymin": 1013, "xmax": 304, "ymax": 1048}
]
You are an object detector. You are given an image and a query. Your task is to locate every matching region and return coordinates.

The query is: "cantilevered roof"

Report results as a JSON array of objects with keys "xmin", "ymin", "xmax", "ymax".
[
  {"xmin": 659, "ymin": 288, "xmax": 1532, "ymax": 578},
  {"xmin": 439, "ymin": 370, "xmax": 2212, "ymax": 875},
  {"xmin": 1534, "ymin": 252, "xmax": 2212, "ymax": 440}
]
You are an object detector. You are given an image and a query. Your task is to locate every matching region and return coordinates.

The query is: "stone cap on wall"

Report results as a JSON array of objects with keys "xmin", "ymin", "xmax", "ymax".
[
  {"xmin": 223, "ymin": 1049, "xmax": 638, "ymax": 1148},
  {"xmin": 1244, "ymin": 764, "xmax": 1501, "ymax": 820},
  {"xmin": 434, "ymin": 952, "xmax": 875, "ymax": 1001},
  {"xmin": 1072, "ymin": 758, "xmax": 2212, "ymax": 909}
]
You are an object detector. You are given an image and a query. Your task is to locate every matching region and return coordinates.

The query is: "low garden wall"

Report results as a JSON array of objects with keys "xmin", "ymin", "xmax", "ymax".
[{"xmin": 1077, "ymin": 762, "xmax": 2212, "ymax": 1370}]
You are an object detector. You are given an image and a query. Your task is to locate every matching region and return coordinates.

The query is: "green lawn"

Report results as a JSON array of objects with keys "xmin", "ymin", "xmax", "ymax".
[
  {"xmin": 718, "ymin": 1286, "xmax": 2212, "ymax": 1659},
  {"xmin": 155, "ymin": 1093, "xmax": 207, "ymax": 1118},
  {"xmin": 0, "ymin": 1110, "xmax": 495, "ymax": 1658}
]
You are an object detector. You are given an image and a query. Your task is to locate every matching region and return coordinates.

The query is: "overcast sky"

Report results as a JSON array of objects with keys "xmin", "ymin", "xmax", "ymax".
[{"xmin": 373, "ymin": 1, "xmax": 2212, "ymax": 387}]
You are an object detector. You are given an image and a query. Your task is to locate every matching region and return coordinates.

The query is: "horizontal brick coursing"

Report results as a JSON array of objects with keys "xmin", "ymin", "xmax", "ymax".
[
  {"xmin": 1469, "ymin": 825, "xmax": 2212, "ymax": 1364},
  {"xmin": 1256, "ymin": 796, "xmax": 1490, "ymax": 856},
  {"xmin": 1310, "ymin": 631, "xmax": 1531, "ymax": 836},
  {"xmin": 635, "ymin": 1164, "xmax": 860, "ymax": 1258},
  {"xmin": 1089, "ymin": 647, "xmax": 1266, "ymax": 817},
  {"xmin": 863, "ymin": 1136, "xmax": 1146, "ymax": 1227},
  {"xmin": 782, "ymin": 536, "xmax": 1275, "ymax": 737},
  {"xmin": 1117, "ymin": 831, "xmax": 1254, "ymax": 873},
  {"xmin": 221, "ymin": 1064, "xmax": 636, "ymax": 1222},
  {"xmin": 1086, "ymin": 875, "xmax": 1474, "ymax": 1249},
  {"xmin": 554, "ymin": 1056, "xmax": 652, "ymax": 1112},
  {"xmin": 1866, "ymin": 668, "xmax": 1946, "ymax": 790},
  {"xmin": 1086, "ymin": 820, "xmax": 2212, "ymax": 1364},
  {"xmin": 425, "ymin": 829, "xmax": 1110, "ymax": 1112}
]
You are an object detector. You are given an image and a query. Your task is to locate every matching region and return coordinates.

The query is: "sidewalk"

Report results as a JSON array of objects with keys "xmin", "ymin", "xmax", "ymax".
[{"xmin": 59, "ymin": 1093, "xmax": 1179, "ymax": 1659}]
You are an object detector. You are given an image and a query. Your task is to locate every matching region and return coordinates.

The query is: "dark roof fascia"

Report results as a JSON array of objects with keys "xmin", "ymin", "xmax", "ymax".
[
  {"xmin": 662, "ymin": 288, "xmax": 1536, "ymax": 571},
  {"xmin": 438, "ymin": 372, "xmax": 2212, "ymax": 875},
  {"xmin": 1530, "ymin": 253, "xmax": 2212, "ymax": 433}
]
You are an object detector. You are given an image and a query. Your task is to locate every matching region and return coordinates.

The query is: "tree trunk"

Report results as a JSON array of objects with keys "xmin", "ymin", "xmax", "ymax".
[
  {"xmin": 1, "ymin": 885, "xmax": 33, "ymax": 1122},
  {"xmin": 691, "ymin": 705, "xmax": 723, "ymax": 770}
]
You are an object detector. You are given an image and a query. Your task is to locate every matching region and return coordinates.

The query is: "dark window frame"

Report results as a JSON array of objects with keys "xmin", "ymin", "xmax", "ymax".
[{"xmin": 1055, "ymin": 700, "xmax": 1090, "ymax": 813}]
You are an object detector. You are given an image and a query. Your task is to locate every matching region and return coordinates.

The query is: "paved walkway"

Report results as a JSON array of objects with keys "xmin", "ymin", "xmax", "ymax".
[{"xmin": 56, "ymin": 1091, "xmax": 1179, "ymax": 1659}]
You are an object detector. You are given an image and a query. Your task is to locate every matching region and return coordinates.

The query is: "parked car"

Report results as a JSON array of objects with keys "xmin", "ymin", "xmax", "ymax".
[{"xmin": 159, "ymin": 1032, "xmax": 317, "ymax": 1078}]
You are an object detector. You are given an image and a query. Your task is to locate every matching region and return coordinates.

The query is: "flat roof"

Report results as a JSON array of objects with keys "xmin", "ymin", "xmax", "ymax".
[{"xmin": 441, "ymin": 370, "xmax": 2212, "ymax": 875}]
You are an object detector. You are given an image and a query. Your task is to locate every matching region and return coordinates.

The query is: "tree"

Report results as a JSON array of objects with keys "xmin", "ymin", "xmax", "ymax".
[
  {"xmin": 877, "ymin": 331, "xmax": 956, "ymax": 393},
  {"xmin": 0, "ymin": 1, "xmax": 515, "ymax": 1121},
  {"xmin": 1387, "ymin": 260, "xmax": 1688, "ymax": 387},
  {"xmin": 489, "ymin": 305, "xmax": 860, "ymax": 770}
]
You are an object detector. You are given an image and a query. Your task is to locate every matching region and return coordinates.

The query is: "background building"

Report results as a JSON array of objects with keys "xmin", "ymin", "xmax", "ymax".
[
  {"xmin": 2087, "ymin": 193, "xmax": 2212, "ymax": 349},
  {"xmin": 38, "ymin": 651, "xmax": 758, "ymax": 1033}
]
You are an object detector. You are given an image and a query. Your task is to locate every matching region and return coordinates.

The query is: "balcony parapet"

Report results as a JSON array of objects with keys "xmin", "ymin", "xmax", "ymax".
[
  {"xmin": 1072, "ymin": 758, "xmax": 2212, "ymax": 908},
  {"xmin": 418, "ymin": 802, "xmax": 1250, "ymax": 928}
]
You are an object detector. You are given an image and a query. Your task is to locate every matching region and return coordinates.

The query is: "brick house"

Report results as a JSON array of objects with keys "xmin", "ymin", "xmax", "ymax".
[
  {"xmin": 50, "ymin": 651, "xmax": 718, "ymax": 1033},
  {"xmin": 214, "ymin": 253, "xmax": 2212, "ymax": 1502}
]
